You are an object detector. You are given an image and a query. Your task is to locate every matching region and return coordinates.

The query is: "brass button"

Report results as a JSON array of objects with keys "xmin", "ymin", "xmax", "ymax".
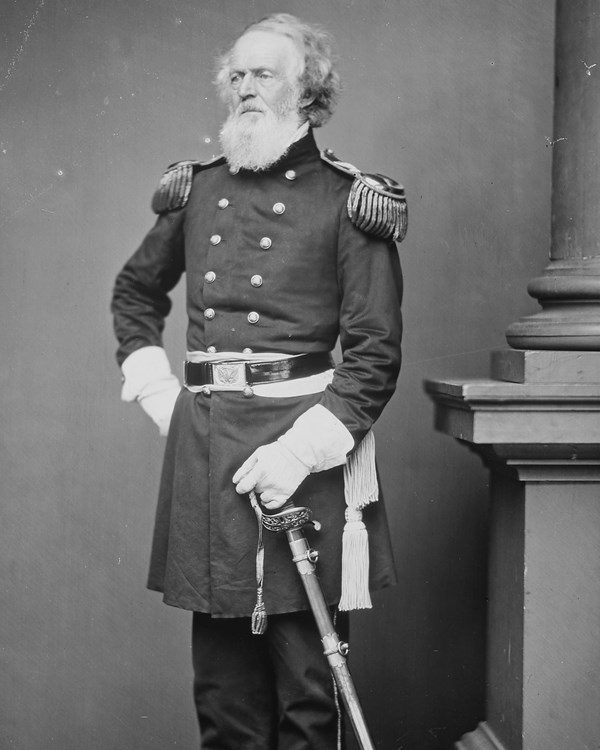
[
  {"xmin": 242, "ymin": 347, "xmax": 253, "ymax": 354},
  {"xmin": 207, "ymin": 345, "xmax": 217, "ymax": 354},
  {"xmin": 204, "ymin": 308, "xmax": 215, "ymax": 320},
  {"xmin": 273, "ymin": 202, "xmax": 285, "ymax": 215},
  {"xmin": 202, "ymin": 386, "xmax": 211, "ymax": 397},
  {"xmin": 250, "ymin": 274, "xmax": 263, "ymax": 288},
  {"xmin": 218, "ymin": 198, "xmax": 229, "ymax": 209},
  {"xmin": 247, "ymin": 311, "xmax": 260, "ymax": 324},
  {"xmin": 285, "ymin": 170, "xmax": 296, "ymax": 181},
  {"xmin": 210, "ymin": 234, "xmax": 221, "ymax": 246},
  {"xmin": 259, "ymin": 237, "xmax": 272, "ymax": 250},
  {"xmin": 229, "ymin": 166, "xmax": 239, "ymax": 175},
  {"xmin": 205, "ymin": 271, "xmax": 216, "ymax": 283}
]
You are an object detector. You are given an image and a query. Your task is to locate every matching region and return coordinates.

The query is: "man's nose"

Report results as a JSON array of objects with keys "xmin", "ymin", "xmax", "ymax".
[{"xmin": 238, "ymin": 73, "xmax": 256, "ymax": 98}]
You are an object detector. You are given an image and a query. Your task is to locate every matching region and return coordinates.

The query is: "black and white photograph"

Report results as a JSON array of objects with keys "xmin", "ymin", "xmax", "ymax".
[{"xmin": 1, "ymin": 1, "xmax": 599, "ymax": 749}]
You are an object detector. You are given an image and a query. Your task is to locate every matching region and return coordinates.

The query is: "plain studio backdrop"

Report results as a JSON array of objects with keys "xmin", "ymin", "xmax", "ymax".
[{"xmin": 0, "ymin": 1, "xmax": 553, "ymax": 748}]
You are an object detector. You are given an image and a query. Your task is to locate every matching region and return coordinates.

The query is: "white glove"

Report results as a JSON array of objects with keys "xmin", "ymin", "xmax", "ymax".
[
  {"xmin": 232, "ymin": 405, "xmax": 354, "ymax": 510},
  {"xmin": 136, "ymin": 379, "xmax": 181, "ymax": 436},
  {"xmin": 233, "ymin": 442, "xmax": 311, "ymax": 510},
  {"xmin": 121, "ymin": 346, "xmax": 181, "ymax": 437},
  {"xmin": 278, "ymin": 404, "xmax": 354, "ymax": 472}
]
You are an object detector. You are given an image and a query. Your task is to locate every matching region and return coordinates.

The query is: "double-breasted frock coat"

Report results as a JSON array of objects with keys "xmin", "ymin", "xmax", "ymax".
[{"xmin": 111, "ymin": 130, "xmax": 404, "ymax": 618}]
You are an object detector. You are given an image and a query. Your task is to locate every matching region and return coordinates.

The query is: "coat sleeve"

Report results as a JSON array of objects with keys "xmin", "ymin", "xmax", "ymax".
[
  {"xmin": 318, "ymin": 204, "xmax": 403, "ymax": 445},
  {"xmin": 111, "ymin": 209, "xmax": 186, "ymax": 366}
]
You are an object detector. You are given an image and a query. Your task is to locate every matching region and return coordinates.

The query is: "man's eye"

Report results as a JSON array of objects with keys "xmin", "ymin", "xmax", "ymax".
[
  {"xmin": 257, "ymin": 71, "xmax": 272, "ymax": 81},
  {"xmin": 230, "ymin": 74, "xmax": 241, "ymax": 86}
]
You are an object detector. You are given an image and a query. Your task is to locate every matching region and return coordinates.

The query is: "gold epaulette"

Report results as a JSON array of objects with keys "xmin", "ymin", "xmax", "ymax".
[
  {"xmin": 320, "ymin": 149, "xmax": 408, "ymax": 243},
  {"xmin": 151, "ymin": 156, "xmax": 225, "ymax": 214}
]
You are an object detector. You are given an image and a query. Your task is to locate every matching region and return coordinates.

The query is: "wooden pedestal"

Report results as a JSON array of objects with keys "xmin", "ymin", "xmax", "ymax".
[{"xmin": 425, "ymin": 350, "xmax": 600, "ymax": 750}]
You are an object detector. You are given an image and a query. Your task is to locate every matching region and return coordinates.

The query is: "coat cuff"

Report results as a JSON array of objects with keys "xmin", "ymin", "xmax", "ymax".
[
  {"xmin": 277, "ymin": 404, "xmax": 355, "ymax": 472},
  {"xmin": 121, "ymin": 346, "xmax": 179, "ymax": 402}
]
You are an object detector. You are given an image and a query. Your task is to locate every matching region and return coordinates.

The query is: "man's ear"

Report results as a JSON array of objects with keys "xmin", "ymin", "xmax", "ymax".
[{"xmin": 299, "ymin": 94, "xmax": 315, "ymax": 110}]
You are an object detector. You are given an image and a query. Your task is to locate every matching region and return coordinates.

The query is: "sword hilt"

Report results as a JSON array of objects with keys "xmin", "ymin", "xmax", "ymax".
[{"xmin": 260, "ymin": 500, "xmax": 321, "ymax": 533}]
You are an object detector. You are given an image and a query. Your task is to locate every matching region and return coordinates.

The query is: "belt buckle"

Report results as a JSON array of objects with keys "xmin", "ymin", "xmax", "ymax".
[{"xmin": 212, "ymin": 362, "xmax": 247, "ymax": 387}]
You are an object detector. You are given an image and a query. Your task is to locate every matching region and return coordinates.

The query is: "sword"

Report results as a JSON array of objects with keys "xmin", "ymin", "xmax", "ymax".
[{"xmin": 250, "ymin": 492, "xmax": 376, "ymax": 750}]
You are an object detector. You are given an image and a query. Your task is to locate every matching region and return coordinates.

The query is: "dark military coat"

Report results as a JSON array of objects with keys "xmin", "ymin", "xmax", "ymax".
[{"xmin": 112, "ymin": 130, "xmax": 403, "ymax": 617}]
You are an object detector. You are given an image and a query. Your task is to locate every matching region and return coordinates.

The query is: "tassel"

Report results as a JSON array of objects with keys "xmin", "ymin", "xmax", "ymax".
[
  {"xmin": 251, "ymin": 590, "xmax": 267, "ymax": 636},
  {"xmin": 249, "ymin": 491, "xmax": 267, "ymax": 634},
  {"xmin": 339, "ymin": 431, "xmax": 378, "ymax": 611},
  {"xmin": 339, "ymin": 508, "xmax": 371, "ymax": 611}
]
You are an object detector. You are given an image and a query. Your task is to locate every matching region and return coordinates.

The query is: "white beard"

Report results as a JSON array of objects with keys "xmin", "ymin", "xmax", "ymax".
[{"xmin": 219, "ymin": 94, "xmax": 303, "ymax": 172}]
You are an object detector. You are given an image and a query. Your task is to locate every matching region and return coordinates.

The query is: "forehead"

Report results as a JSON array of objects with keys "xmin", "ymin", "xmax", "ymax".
[{"xmin": 230, "ymin": 30, "xmax": 303, "ymax": 74}]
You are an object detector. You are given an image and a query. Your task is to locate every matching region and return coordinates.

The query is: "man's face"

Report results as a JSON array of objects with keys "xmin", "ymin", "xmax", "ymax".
[{"xmin": 226, "ymin": 30, "xmax": 303, "ymax": 123}]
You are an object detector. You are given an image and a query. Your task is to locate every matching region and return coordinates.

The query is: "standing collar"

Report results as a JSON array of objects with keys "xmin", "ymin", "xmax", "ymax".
[
  {"xmin": 289, "ymin": 121, "xmax": 310, "ymax": 145},
  {"xmin": 266, "ymin": 128, "xmax": 320, "ymax": 171}
]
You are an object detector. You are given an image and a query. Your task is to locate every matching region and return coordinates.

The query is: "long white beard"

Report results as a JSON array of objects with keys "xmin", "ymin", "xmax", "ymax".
[{"xmin": 219, "ymin": 96, "xmax": 303, "ymax": 172}]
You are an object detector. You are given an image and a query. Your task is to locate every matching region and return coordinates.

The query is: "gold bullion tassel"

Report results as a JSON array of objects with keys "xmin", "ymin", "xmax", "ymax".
[
  {"xmin": 320, "ymin": 149, "xmax": 407, "ymax": 243},
  {"xmin": 151, "ymin": 160, "xmax": 197, "ymax": 214},
  {"xmin": 249, "ymin": 490, "xmax": 268, "ymax": 634},
  {"xmin": 348, "ymin": 173, "xmax": 408, "ymax": 243},
  {"xmin": 339, "ymin": 430, "xmax": 379, "ymax": 611}
]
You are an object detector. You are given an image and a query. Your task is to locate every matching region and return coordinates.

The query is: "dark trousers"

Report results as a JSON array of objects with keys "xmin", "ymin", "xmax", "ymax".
[{"xmin": 191, "ymin": 610, "xmax": 348, "ymax": 750}]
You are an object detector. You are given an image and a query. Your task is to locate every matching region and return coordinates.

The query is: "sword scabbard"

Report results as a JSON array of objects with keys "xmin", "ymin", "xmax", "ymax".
[{"xmin": 262, "ymin": 501, "xmax": 376, "ymax": 750}]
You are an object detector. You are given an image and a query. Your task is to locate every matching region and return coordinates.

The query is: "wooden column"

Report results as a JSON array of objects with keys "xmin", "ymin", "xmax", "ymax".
[
  {"xmin": 506, "ymin": 0, "xmax": 600, "ymax": 349},
  {"xmin": 426, "ymin": 1, "xmax": 600, "ymax": 747}
]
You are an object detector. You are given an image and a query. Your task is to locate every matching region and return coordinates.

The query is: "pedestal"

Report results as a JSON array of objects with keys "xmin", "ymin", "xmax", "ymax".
[{"xmin": 425, "ymin": 351, "xmax": 600, "ymax": 750}]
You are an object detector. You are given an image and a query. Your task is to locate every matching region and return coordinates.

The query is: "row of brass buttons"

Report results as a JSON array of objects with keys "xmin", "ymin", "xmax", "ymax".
[
  {"xmin": 206, "ymin": 346, "xmax": 254, "ymax": 354},
  {"xmin": 216, "ymin": 199, "xmax": 286, "ymax": 214},
  {"xmin": 227, "ymin": 168, "xmax": 296, "ymax": 181},
  {"xmin": 209, "ymin": 233, "xmax": 274, "ymax": 250},
  {"xmin": 200, "ymin": 385, "xmax": 255, "ymax": 398},
  {"xmin": 204, "ymin": 308, "xmax": 260, "ymax": 324},
  {"xmin": 204, "ymin": 271, "xmax": 262, "ymax": 287}
]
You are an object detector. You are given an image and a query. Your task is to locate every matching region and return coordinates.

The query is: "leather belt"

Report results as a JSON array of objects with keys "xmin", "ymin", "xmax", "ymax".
[{"xmin": 184, "ymin": 352, "xmax": 333, "ymax": 389}]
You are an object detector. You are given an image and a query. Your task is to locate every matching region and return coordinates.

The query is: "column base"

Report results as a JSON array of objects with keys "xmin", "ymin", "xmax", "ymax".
[
  {"xmin": 505, "ymin": 304, "xmax": 600, "ymax": 350},
  {"xmin": 505, "ymin": 259, "xmax": 600, "ymax": 350}
]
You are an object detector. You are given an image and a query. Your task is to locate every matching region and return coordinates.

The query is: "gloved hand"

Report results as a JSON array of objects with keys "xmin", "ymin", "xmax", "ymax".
[
  {"xmin": 136, "ymin": 377, "xmax": 181, "ymax": 436},
  {"xmin": 232, "ymin": 441, "xmax": 311, "ymax": 510},
  {"xmin": 233, "ymin": 405, "xmax": 355, "ymax": 509},
  {"xmin": 121, "ymin": 346, "xmax": 181, "ymax": 437}
]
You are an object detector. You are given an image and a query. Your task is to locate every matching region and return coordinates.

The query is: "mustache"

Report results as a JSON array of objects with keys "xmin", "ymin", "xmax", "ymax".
[{"xmin": 237, "ymin": 102, "xmax": 265, "ymax": 115}]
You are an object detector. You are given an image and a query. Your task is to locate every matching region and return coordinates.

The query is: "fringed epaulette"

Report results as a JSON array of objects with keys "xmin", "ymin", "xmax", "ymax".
[
  {"xmin": 151, "ymin": 156, "xmax": 225, "ymax": 214},
  {"xmin": 320, "ymin": 149, "xmax": 408, "ymax": 242}
]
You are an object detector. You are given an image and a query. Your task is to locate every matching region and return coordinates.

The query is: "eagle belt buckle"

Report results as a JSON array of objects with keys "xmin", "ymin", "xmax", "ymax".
[{"xmin": 212, "ymin": 362, "xmax": 247, "ymax": 387}]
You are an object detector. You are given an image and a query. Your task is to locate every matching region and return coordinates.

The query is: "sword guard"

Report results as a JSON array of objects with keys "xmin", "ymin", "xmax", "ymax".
[{"xmin": 261, "ymin": 504, "xmax": 321, "ymax": 533}]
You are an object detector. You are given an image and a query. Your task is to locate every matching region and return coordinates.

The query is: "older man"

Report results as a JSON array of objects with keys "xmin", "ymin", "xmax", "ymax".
[{"xmin": 112, "ymin": 12, "xmax": 406, "ymax": 750}]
